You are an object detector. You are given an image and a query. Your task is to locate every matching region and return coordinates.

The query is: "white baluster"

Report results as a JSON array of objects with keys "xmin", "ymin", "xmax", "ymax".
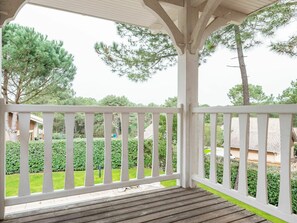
[
  {"xmin": 0, "ymin": 99, "xmax": 5, "ymax": 219},
  {"xmin": 223, "ymin": 114, "xmax": 231, "ymax": 189},
  {"xmin": 64, "ymin": 113, "xmax": 75, "ymax": 190},
  {"xmin": 256, "ymin": 114, "xmax": 268, "ymax": 204},
  {"xmin": 85, "ymin": 113, "xmax": 94, "ymax": 187},
  {"xmin": 104, "ymin": 113, "xmax": 112, "ymax": 184},
  {"xmin": 210, "ymin": 113, "xmax": 217, "ymax": 183},
  {"xmin": 42, "ymin": 113, "xmax": 54, "ymax": 193},
  {"xmin": 166, "ymin": 113, "xmax": 174, "ymax": 175},
  {"xmin": 137, "ymin": 113, "xmax": 145, "ymax": 179},
  {"xmin": 238, "ymin": 114, "xmax": 249, "ymax": 196},
  {"xmin": 152, "ymin": 113, "xmax": 160, "ymax": 177},
  {"xmin": 121, "ymin": 113, "xmax": 129, "ymax": 182},
  {"xmin": 278, "ymin": 114, "xmax": 293, "ymax": 214},
  {"xmin": 198, "ymin": 114, "xmax": 205, "ymax": 178},
  {"xmin": 18, "ymin": 113, "xmax": 31, "ymax": 196}
]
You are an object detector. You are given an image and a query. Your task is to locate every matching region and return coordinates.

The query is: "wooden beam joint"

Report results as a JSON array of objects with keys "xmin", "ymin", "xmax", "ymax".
[
  {"xmin": 159, "ymin": 0, "xmax": 185, "ymax": 7},
  {"xmin": 190, "ymin": 0, "xmax": 223, "ymax": 54},
  {"xmin": 143, "ymin": 0, "xmax": 185, "ymax": 53},
  {"xmin": 0, "ymin": 0, "xmax": 26, "ymax": 27}
]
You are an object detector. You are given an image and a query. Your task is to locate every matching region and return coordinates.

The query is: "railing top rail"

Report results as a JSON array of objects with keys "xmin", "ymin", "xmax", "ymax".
[
  {"xmin": 4, "ymin": 104, "xmax": 181, "ymax": 114},
  {"xmin": 192, "ymin": 104, "xmax": 297, "ymax": 114}
]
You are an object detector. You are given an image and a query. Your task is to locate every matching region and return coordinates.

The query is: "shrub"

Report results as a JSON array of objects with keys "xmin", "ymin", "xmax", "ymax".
[
  {"xmin": 203, "ymin": 156, "xmax": 297, "ymax": 214},
  {"xmin": 5, "ymin": 140, "xmax": 296, "ymax": 213},
  {"xmin": 6, "ymin": 138, "xmax": 175, "ymax": 175}
]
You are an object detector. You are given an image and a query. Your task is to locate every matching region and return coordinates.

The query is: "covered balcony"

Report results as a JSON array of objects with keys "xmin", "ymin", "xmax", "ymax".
[{"xmin": 0, "ymin": 0, "xmax": 296, "ymax": 222}]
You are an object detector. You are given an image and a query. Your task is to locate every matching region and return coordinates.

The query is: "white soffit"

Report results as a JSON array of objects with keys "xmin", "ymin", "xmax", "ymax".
[{"xmin": 27, "ymin": 0, "xmax": 278, "ymax": 28}]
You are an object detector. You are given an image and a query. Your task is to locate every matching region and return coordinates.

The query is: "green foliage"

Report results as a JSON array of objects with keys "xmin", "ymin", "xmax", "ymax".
[
  {"xmin": 271, "ymin": 36, "xmax": 297, "ymax": 56},
  {"xmin": 278, "ymin": 79, "xmax": 297, "ymax": 104},
  {"xmin": 211, "ymin": 1, "xmax": 296, "ymax": 51},
  {"xmin": 204, "ymin": 124, "xmax": 224, "ymax": 147},
  {"xmin": 99, "ymin": 95, "xmax": 137, "ymax": 137},
  {"xmin": 94, "ymin": 23, "xmax": 217, "ymax": 82},
  {"xmin": 163, "ymin": 97, "xmax": 177, "ymax": 107},
  {"xmin": 203, "ymin": 157, "xmax": 297, "ymax": 214},
  {"xmin": 95, "ymin": 24, "xmax": 177, "ymax": 82},
  {"xmin": 6, "ymin": 168, "xmax": 156, "ymax": 197},
  {"xmin": 228, "ymin": 84, "xmax": 275, "ymax": 105},
  {"xmin": 98, "ymin": 95, "xmax": 135, "ymax": 107},
  {"xmin": 204, "ymin": 156, "xmax": 239, "ymax": 188},
  {"xmin": 6, "ymin": 138, "xmax": 176, "ymax": 175},
  {"xmin": 2, "ymin": 24, "xmax": 76, "ymax": 104},
  {"xmin": 6, "ymin": 139, "xmax": 297, "ymax": 213},
  {"xmin": 95, "ymin": 2, "xmax": 297, "ymax": 82},
  {"xmin": 270, "ymin": 1, "xmax": 297, "ymax": 57},
  {"xmin": 294, "ymin": 144, "xmax": 297, "ymax": 157}
]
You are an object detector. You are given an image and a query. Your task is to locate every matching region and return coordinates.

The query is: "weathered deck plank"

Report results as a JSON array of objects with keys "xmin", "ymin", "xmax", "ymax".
[{"xmin": 1, "ymin": 187, "xmax": 269, "ymax": 223}]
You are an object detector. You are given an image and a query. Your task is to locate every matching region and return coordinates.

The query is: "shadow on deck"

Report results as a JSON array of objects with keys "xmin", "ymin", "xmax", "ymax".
[{"xmin": 1, "ymin": 187, "xmax": 269, "ymax": 223}]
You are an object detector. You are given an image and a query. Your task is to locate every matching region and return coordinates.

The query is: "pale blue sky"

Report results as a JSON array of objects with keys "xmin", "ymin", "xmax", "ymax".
[{"xmin": 13, "ymin": 4, "xmax": 297, "ymax": 106}]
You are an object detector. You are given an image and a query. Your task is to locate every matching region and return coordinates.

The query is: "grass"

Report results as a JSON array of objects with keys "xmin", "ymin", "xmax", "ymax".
[
  {"xmin": 198, "ymin": 183, "xmax": 286, "ymax": 223},
  {"xmin": 5, "ymin": 171, "xmax": 285, "ymax": 222},
  {"xmin": 6, "ymin": 168, "xmax": 175, "ymax": 197}
]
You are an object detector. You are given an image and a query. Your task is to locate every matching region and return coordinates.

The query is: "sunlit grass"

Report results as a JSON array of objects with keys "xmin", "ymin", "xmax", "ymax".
[
  {"xmin": 6, "ymin": 171, "xmax": 281, "ymax": 222},
  {"xmin": 6, "ymin": 168, "xmax": 175, "ymax": 197},
  {"xmin": 198, "ymin": 183, "xmax": 285, "ymax": 223}
]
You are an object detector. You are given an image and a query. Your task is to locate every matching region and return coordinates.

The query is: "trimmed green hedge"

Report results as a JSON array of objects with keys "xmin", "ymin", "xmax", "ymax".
[
  {"xmin": 204, "ymin": 156, "xmax": 297, "ymax": 214},
  {"xmin": 6, "ymin": 139, "xmax": 177, "ymax": 175},
  {"xmin": 5, "ymin": 140, "xmax": 297, "ymax": 213}
]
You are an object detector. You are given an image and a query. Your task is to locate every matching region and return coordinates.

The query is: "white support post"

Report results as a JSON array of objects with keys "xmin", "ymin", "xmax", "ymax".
[
  {"xmin": 177, "ymin": 54, "xmax": 198, "ymax": 188},
  {"xmin": 142, "ymin": 0, "xmax": 229, "ymax": 189},
  {"xmin": 0, "ymin": 98, "xmax": 5, "ymax": 220},
  {"xmin": 0, "ymin": 28, "xmax": 2, "ymax": 99},
  {"xmin": 177, "ymin": 1, "xmax": 199, "ymax": 188}
]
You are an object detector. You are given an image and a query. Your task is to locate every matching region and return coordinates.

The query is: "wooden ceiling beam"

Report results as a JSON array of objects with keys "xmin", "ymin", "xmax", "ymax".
[
  {"xmin": 159, "ymin": 0, "xmax": 185, "ymax": 7},
  {"xmin": 0, "ymin": 0, "xmax": 26, "ymax": 27},
  {"xmin": 143, "ymin": 0, "xmax": 185, "ymax": 53},
  {"xmin": 213, "ymin": 5, "xmax": 247, "ymax": 25},
  {"xmin": 199, "ymin": 17, "xmax": 230, "ymax": 49},
  {"xmin": 191, "ymin": 0, "xmax": 206, "ymax": 8},
  {"xmin": 190, "ymin": 0, "xmax": 223, "ymax": 53}
]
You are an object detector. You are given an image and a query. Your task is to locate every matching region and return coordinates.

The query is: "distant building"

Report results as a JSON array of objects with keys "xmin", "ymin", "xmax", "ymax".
[
  {"xmin": 229, "ymin": 117, "xmax": 297, "ymax": 165},
  {"xmin": 143, "ymin": 123, "xmax": 154, "ymax": 140},
  {"xmin": 5, "ymin": 113, "xmax": 43, "ymax": 141}
]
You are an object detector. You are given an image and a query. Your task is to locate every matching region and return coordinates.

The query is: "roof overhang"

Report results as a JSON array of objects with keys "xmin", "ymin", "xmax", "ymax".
[
  {"xmin": 0, "ymin": 0, "xmax": 278, "ymax": 53},
  {"xmin": 26, "ymin": 0, "xmax": 278, "ymax": 31}
]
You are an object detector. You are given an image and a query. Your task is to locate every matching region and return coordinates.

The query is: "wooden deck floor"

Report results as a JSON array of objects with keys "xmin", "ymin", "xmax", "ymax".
[{"xmin": 1, "ymin": 187, "xmax": 269, "ymax": 223}]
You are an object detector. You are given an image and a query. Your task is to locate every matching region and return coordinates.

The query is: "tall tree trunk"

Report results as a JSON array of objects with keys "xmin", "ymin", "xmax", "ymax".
[
  {"xmin": 234, "ymin": 25, "xmax": 250, "ymax": 190},
  {"xmin": 3, "ymin": 71, "xmax": 8, "ymax": 139},
  {"xmin": 10, "ymin": 112, "xmax": 18, "ymax": 142},
  {"xmin": 2, "ymin": 70, "xmax": 19, "ymax": 141},
  {"xmin": 234, "ymin": 25, "xmax": 250, "ymax": 106}
]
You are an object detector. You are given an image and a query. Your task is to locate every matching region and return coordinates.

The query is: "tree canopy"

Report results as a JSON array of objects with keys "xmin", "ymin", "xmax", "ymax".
[
  {"xmin": 95, "ymin": 1, "xmax": 297, "ymax": 83},
  {"xmin": 2, "ymin": 24, "xmax": 76, "ymax": 104},
  {"xmin": 278, "ymin": 79, "xmax": 297, "ymax": 104},
  {"xmin": 271, "ymin": 36, "xmax": 297, "ymax": 56},
  {"xmin": 228, "ymin": 84, "xmax": 274, "ymax": 106}
]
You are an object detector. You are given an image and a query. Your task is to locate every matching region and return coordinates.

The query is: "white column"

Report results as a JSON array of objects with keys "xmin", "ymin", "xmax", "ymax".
[
  {"xmin": 176, "ymin": 1, "xmax": 199, "ymax": 188},
  {"xmin": 0, "ymin": 28, "xmax": 2, "ymax": 99},
  {"xmin": 0, "ymin": 27, "xmax": 5, "ymax": 220},
  {"xmin": 0, "ymin": 98, "xmax": 5, "ymax": 220},
  {"xmin": 177, "ymin": 51, "xmax": 199, "ymax": 188}
]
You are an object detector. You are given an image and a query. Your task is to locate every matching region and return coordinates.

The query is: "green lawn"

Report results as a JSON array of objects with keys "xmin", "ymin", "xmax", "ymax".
[
  {"xmin": 5, "ymin": 171, "xmax": 283, "ymax": 222},
  {"xmin": 6, "ymin": 168, "xmax": 175, "ymax": 197},
  {"xmin": 198, "ymin": 183, "xmax": 286, "ymax": 223}
]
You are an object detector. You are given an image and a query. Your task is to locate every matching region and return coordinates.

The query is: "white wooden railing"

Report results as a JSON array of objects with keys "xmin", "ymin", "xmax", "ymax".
[
  {"xmin": 192, "ymin": 104, "xmax": 297, "ymax": 223},
  {"xmin": 1, "ymin": 100, "xmax": 297, "ymax": 222},
  {"xmin": 0, "ymin": 99, "xmax": 181, "ymax": 218}
]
